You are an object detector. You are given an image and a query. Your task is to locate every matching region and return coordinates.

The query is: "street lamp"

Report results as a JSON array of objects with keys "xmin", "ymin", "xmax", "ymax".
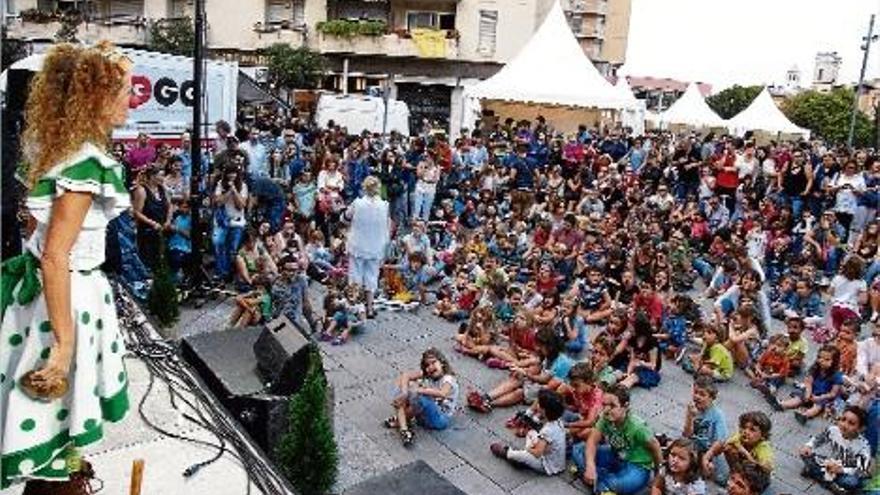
[{"xmin": 849, "ymin": 14, "xmax": 878, "ymax": 148}]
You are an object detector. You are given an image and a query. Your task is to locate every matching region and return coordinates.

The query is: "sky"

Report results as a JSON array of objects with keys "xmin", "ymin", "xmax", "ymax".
[{"xmin": 622, "ymin": 0, "xmax": 880, "ymax": 93}]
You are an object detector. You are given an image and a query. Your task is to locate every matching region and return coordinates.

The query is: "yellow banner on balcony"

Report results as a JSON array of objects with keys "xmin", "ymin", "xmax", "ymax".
[{"xmin": 410, "ymin": 28, "xmax": 447, "ymax": 58}]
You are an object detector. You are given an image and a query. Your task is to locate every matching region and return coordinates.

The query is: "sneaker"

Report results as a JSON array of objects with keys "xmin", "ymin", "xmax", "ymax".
[{"xmin": 674, "ymin": 347, "xmax": 688, "ymax": 363}]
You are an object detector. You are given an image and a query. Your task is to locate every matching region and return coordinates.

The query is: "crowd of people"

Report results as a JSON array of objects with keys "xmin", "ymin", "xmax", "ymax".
[{"xmin": 110, "ymin": 109, "xmax": 880, "ymax": 495}]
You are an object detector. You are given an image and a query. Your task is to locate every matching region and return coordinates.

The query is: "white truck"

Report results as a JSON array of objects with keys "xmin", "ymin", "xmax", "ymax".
[{"xmin": 1, "ymin": 47, "xmax": 238, "ymax": 141}]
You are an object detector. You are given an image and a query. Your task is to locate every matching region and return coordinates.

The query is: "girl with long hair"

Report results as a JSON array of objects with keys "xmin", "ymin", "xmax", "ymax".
[{"xmin": 1, "ymin": 42, "xmax": 132, "ymax": 492}]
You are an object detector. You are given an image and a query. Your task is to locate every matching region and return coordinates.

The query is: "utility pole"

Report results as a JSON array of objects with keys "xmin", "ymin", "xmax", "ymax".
[
  {"xmin": 849, "ymin": 14, "xmax": 877, "ymax": 148},
  {"xmin": 188, "ymin": 0, "xmax": 206, "ymax": 289}
]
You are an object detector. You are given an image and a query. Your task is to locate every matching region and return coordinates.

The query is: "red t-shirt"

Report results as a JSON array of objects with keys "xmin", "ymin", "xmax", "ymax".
[
  {"xmin": 715, "ymin": 154, "xmax": 739, "ymax": 190},
  {"xmin": 511, "ymin": 326, "xmax": 537, "ymax": 352}
]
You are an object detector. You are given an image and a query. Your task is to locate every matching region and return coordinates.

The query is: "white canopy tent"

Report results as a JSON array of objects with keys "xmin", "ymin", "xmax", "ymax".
[
  {"xmin": 464, "ymin": 0, "xmax": 632, "ymax": 114},
  {"xmin": 613, "ymin": 77, "xmax": 646, "ymax": 136},
  {"xmin": 727, "ymin": 87, "xmax": 810, "ymax": 138},
  {"xmin": 659, "ymin": 83, "xmax": 726, "ymax": 128}
]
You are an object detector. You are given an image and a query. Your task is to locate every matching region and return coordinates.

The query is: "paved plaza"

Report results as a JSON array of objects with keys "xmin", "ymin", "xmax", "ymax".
[
  {"xmin": 317, "ymin": 286, "xmax": 831, "ymax": 495},
  {"xmin": 3, "ymin": 287, "xmax": 837, "ymax": 495}
]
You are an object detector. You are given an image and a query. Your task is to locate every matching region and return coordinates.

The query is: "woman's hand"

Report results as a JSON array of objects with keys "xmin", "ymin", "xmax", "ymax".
[{"xmin": 23, "ymin": 342, "xmax": 74, "ymax": 399}]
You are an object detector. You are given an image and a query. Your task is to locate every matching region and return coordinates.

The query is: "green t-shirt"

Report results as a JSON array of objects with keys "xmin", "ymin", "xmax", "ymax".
[
  {"xmin": 727, "ymin": 432, "xmax": 774, "ymax": 471},
  {"xmin": 596, "ymin": 413, "xmax": 656, "ymax": 469},
  {"xmin": 707, "ymin": 343, "xmax": 734, "ymax": 380}
]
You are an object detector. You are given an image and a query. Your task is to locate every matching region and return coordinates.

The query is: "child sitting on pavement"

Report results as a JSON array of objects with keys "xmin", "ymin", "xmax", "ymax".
[
  {"xmin": 489, "ymin": 389, "xmax": 568, "ymax": 475},
  {"xmin": 800, "ymin": 405, "xmax": 871, "ymax": 495},
  {"xmin": 702, "ymin": 411, "xmax": 774, "ymax": 482},
  {"xmin": 682, "ymin": 377, "xmax": 730, "ymax": 483}
]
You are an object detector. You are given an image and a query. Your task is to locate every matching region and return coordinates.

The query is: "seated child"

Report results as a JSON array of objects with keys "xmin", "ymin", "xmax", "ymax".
[
  {"xmin": 386, "ymin": 348, "xmax": 459, "ymax": 446},
  {"xmin": 433, "ymin": 271, "xmax": 480, "ymax": 321},
  {"xmin": 834, "ymin": 317, "xmax": 859, "ymax": 376},
  {"xmin": 656, "ymin": 294, "xmax": 692, "ymax": 361},
  {"xmin": 650, "ymin": 438, "xmax": 707, "ymax": 495},
  {"xmin": 467, "ymin": 327, "xmax": 573, "ymax": 413},
  {"xmin": 703, "ymin": 411, "xmax": 774, "ymax": 480},
  {"xmin": 784, "ymin": 314, "xmax": 809, "ymax": 376},
  {"xmin": 229, "ymin": 276, "xmax": 272, "ymax": 328},
  {"xmin": 489, "ymin": 389, "xmax": 567, "ymax": 475},
  {"xmin": 748, "ymin": 334, "xmax": 790, "ymax": 398},
  {"xmin": 559, "ymin": 296, "xmax": 589, "ymax": 354},
  {"xmin": 800, "ymin": 405, "xmax": 871, "ymax": 494},
  {"xmin": 771, "ymin": 345, "xmax": 844, "ymax": 424},
  {"xmin": 575, "ymin": 386, "xmax": 663, "ymax": 495},
  {"xmin": 684, "ymin": 324, "xmax": 734, "ymax": 382},
  {"xmin": 559, "ymin": 363, "xmax": 603, "ymax": 442},
  {"xmin": 619, "ymin": 311, "xmax": 662, "ymax": 390},
  {"xmin": 322, "ymin": 285, "xmax": 366, "ymax": 345},
  {"xmin": 484, "ymin": 310, "xmax": 538, "ymax": 369},
  {"xmin": 682, "ymin": 377, "xmax": 729, "ymax": 483},
  {"xmin": 725, "ymin": 463, "xmax": 770, "ymax": 495},
  {"xmin": 453, "ymin": 305, "xmax": 495, "ymax": 359}
]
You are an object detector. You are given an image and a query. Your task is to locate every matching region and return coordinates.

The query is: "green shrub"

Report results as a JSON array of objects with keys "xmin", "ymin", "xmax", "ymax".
[{"xmin": 276, "ymin": 349, "xmax": 338, "ymax": 495}]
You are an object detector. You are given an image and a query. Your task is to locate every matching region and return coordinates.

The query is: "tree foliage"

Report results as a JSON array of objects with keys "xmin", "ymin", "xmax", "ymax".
[
  {"xmin": 263, "ymin": 44, "xmax": 324, "ymax": 92},
  {"xmin": 147, "ymin": 239, "xmax": 179, "ymax": 327},
  {"xmin": 706, "ymin": 85, "xmax": 762, "ymax": 120},
  {"xmin": 781, "ymin": 87, "xmax": 873, "ymax": 147},
  {"xmin": 276, "ymin": 349, "xmax": 338, "ymax": 495},
  {"xmin": 148, "ymin": 17, "xmax": 195, "ymax": 56}
]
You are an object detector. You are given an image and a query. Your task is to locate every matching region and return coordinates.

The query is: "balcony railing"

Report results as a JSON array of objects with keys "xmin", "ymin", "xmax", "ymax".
[
  {"xmin": 564, "ymin": 0, "xmax": 607, "ymax": 15},
  {"xmin": 317, "ymin": 31, "xmax": 459, "ymax": 59},
  {"xmin": 8, "ymin": 9, "xmax": 149, "ymax": 45},
  {"xmin": 7, "ymin": 18, "xmax": 148, "ymax": 45}
]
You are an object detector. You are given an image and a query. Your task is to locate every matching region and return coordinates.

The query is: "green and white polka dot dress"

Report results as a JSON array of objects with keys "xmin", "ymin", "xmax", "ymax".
[{"xmin": 0, "ymin": 143, "xmax": 130, "ymax": 489}]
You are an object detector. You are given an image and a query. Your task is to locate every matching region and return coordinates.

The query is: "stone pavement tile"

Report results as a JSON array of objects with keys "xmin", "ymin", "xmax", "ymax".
[
  {"xmin": 510, "ymin": 476, "xmax": 584, "ymax": 495},
  {"xmin": 334, "ymin": 420, "xmax": 399, "ymax": 492},
  {"xmin": 332, "ymin": 347, "xmax": 400, "ymax": 382},
  {"xmin": 433, "ymin": 418, "xmax": 535, "ymax": 492},
  {"xmin": 443, "ymin": 463, "xmax": 508, "ymax": 495}
]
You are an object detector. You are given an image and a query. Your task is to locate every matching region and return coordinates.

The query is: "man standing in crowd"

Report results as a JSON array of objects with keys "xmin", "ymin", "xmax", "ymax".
[{"xmin": 346, "ymin": 176, "xmax": 390, "ymax": 318}]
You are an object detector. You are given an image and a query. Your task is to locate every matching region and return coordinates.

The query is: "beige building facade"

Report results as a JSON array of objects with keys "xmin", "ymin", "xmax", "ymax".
[{"xmin": 4, "ymin": 0, "xmax": 631, "ymax": 133}]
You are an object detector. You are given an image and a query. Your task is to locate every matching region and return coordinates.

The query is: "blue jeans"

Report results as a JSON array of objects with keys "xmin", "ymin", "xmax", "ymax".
[
  {"xmin": 824, "ymin": 247, "xmax": 841, "ymax": 277},
  {"xmin": 866, "ymin": 260, "xmax": 880, "ymax": 285},
  {"xmin": 785, "ymin": 194, "xmax": 805, "ymax": 220},
  {"xmin": 413, "ymin": 189, "xmax": 436, "ymax": 221},
  {"xmin": 571, "ymin": 443, "xmax": 652, "ymax": 495},
  {"xmin": 802, "ymin": 454, "xmax": 862, "ymax": 492},
  {"xmin": 212, "ymin": 225, "xmax": 244, "ymax": 279},
  {"xmin": 391, "ymin": 194, "xmax": 408, "ymax": 227},
  {"xmin": 414, "ymin": 395, "xmax": 452, "ymax": 430},
  {"xmin": 867, "ymin": 398, "xmax": 880, "ymax": 456}
]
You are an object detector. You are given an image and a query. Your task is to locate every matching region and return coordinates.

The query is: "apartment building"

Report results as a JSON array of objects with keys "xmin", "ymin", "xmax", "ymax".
[
  {"xmin": 560, "ymin": 0, "xmax": 629, "ymax": 76},
  {"xmin": 4, "ymin": 0, "xmax": 631, "ymax": 134}
]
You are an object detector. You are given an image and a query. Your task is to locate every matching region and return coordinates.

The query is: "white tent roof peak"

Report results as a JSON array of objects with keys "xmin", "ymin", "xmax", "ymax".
[
  {"xmin": 464, "ymin": 0, "xmax": 632, "ymax": 110},
  {"xmin": 728, "ymin": 87, "xmax": 810, "ymax": 137},
  {"xmin": 659, "ymin": 82, "xmax": 725, "ymax": 128}
]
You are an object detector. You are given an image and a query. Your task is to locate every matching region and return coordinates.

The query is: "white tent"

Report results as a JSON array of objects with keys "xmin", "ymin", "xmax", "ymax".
[
  {"xmin": 464, "ymin": 0, "xmax": 632, "ymax": 111},
  {"xmin": 659, "ymin": 83, "xmax": 726, "ymax": 128},
  {"xmin": 614, "ymin": 78, "xmax": 646, "ymax": 135},
  {"xmin": 727, "ymin": 87, "xmax": 810, "ymax": 137}
]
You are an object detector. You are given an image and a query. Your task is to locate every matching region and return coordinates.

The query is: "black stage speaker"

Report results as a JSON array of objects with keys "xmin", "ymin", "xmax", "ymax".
[
  {"xmin": 253, "ymin": 315, "xmax": 311, "ymax": 396},
  {"xmin": 180, "ymin": 326, "xmax": 302, "ymax": 460}
]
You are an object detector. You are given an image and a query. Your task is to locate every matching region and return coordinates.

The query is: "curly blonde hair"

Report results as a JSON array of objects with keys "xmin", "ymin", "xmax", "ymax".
[{"xmin": 22, "ymin": 41, "xmax": 130, "ymax": 187}]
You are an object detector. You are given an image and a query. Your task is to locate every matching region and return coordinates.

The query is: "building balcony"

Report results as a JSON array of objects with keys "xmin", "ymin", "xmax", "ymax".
[
  {"xmin": 573, "ymin": 25, "xmax": 605, "ymax": 39},
  {"xmin": 564, "ymin": 0, "xmax": 607, "ymax": 15},
  {"xmin": 247, "ymin": 23, "xmax": 307, "ymax": 50},
  {"xmin": 317, "ymin": 32, "xmax": 459, "ymax": 59},
  {"xmin": 5, "ymin": 16, "xmax": 149, "ymax": 46}
]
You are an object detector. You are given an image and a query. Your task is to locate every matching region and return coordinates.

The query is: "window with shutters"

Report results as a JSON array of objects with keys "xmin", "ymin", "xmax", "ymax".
[
  {"xmin": 107, "ymin": 0, "xmax": 144, "ymax": 19},
  {"xmin": 477, "ymin": 10, "xmax": 497, "ymax": 56},
  {"xmin": 266, "ymin": 0, "xmax": 305, "ymax": 27},
  {"xmin": 168, "ymin": 0, "xmax": 189, "ymax": 18}
]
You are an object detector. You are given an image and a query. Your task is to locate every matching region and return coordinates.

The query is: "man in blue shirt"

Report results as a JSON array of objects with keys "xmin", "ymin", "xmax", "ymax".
[{"xmin": 509, "ymin": 144, "xmax": 537, "ymax": 219}]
